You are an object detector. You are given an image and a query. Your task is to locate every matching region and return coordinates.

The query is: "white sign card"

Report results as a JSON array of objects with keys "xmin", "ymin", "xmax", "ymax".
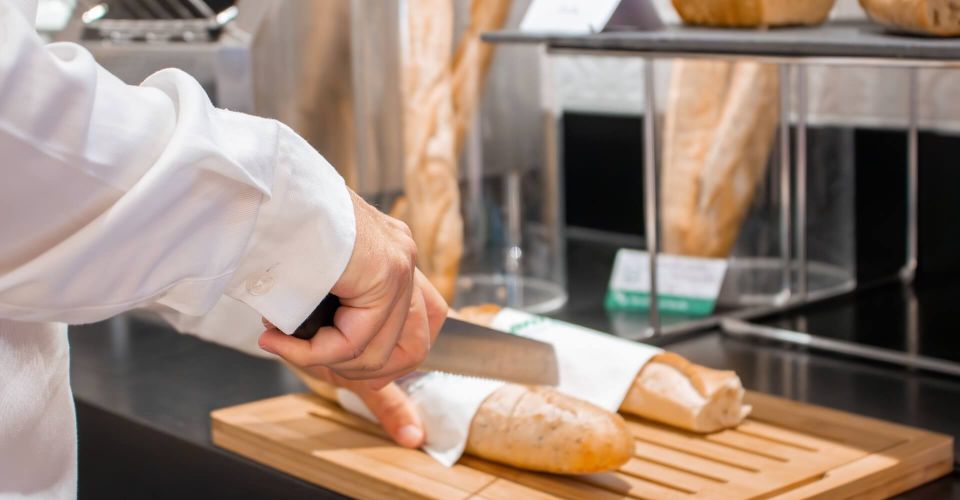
[{"xmin": 520, "ymin": 0, "xmax": 662, "ymax": 34}]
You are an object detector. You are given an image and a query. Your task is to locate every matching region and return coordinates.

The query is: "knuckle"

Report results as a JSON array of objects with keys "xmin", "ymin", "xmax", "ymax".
[
  {"xmin": 360, "ymin": 356, "xmax": 388, "ymax": 372},
  {"xmin": 336, "ymin": 338, "xmax": 365, "ymax": 363},
  {"xmin": 335, "ymin": 370, "xmax": 364, "ymax": 381},
  {"xmin": 391, "ymin": 255, "xmax": 414, "ymax": 283}
]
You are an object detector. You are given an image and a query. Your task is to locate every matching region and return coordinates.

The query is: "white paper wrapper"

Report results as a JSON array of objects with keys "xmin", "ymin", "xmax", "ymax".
[
  {"xmin": 337, "ymin": 371, "xmax": 504, "ymax": 466},
  {"xmin": 491, "ymin": 308, "xmax": 662, "ymax": 412},
  {"xmin": 338, "ymin": 308, "xmax": 662, "ymax": 467}
]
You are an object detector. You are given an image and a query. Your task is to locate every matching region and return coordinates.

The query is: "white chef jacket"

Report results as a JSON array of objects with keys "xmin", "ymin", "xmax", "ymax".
[{"xmin": 0, "ymin": 0, "xmax": 357, "ymax": 497}]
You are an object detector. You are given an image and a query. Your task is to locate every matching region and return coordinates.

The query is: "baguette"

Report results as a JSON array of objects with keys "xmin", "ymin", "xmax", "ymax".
[
  {"xmin": 661, "ymin": 60, "xmax": 733, "ymax": 254},
  {"xmin": 288, "ymin": 366, "xmax": 633, "ymax": 474},
  {"xmin": 451, "ymin": 0, "xmax": 513, "ymax": 153},
  {"xmin": 859, "ymin": 0, "xmax": 960, "ymax": 36},
  {"xmin": 458, "ymin": 305, "xmax": 750, "ymax": 433},
  {"xmin": 396, "ymin": 1, "xmax": 512, "ymax": 302},
  {"xmin": 672, "ymin": 0, "xmax": 836, "ymax": 27},
  {"xmin": 683, "ymin": 61, "xmax": 779, "ymax": 257},
  {"xmin": 401, "ymin": 0, "xmax": 463, "ymax": 302}
]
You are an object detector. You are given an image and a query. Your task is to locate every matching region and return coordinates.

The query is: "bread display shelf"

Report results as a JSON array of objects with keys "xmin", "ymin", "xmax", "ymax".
[
  {"xmin": 211, "ymin": 391, "xmax": 952, "ymax": 499},
  {"xmin": 483, "ymin": 21, "xmax": 960, "ymax": 63}
]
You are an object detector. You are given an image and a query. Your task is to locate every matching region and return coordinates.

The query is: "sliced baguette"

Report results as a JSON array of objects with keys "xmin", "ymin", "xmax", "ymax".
[
  {"xmin": 288, "ymin": 366, "xmax": 633, "ymax": 474},
  {"xmin": 859, "ymin": 0, "xmax": 960, "ymax": 36},
  {"xmin": 672, "ymin": 0, "xmax": 836, "ymax": 27},
  {"xmin": 458, "ymin": 305, "xmax": 750, "ymax": 433}
]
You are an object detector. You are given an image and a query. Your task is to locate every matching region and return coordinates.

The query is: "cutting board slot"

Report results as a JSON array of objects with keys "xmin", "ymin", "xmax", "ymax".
[
  {"xmin": 631, "ymin": 434, "xmax": 767, "ymax": 472},
  {"xmin": 624, "ymin": 455, "xmax": 730, "ymax": 484},
  {"xmin": 212, "ymin": 392, "xmax": 952, "ymax": 499},
  {"xmin": 615, "ymin": 462, "xmax": 701, "ymax": 494},
  {"xmin": 705, "ymin": 431, "xmax": 794, "ymax": 462},
  {"xmin": 737, "ymin": 422, "xmax": 820, "ymax": 453}
]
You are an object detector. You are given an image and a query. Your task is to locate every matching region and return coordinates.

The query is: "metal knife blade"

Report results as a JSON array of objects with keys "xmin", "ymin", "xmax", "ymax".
[
  {"xmin": 420, "ymin": 316, "xmax": 560, "ymax": 386},
  {"xmin": 294, "ymin": 295, "xmax": 560, "ymax": 386}
]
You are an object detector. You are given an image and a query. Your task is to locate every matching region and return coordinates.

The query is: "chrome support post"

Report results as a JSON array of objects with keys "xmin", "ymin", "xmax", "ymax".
[
  {"xmin": 643, "ymin": 58, "xmax": 660, "ymax": 336},
  {"xmin": 795, "ymin": 65, "xmax": 808, "ymax": 299},
  {"xmin": 902, "ymin": 67, "xmax": 919, "ymax": 283},
  {"xmin": 778, "ymin": 64, "xmax": 793, "ymax": 304}
]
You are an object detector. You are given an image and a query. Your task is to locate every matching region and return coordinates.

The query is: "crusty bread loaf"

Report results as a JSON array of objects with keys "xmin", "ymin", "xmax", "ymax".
[
  {"xmin": 682, "ymin": 61, "xmax": 779, "ymax": 257},
  {"xmin": 288, "ymin": 366, "xmax": 633, "ymax": 474},
  {"xmin": 672, "ymin": 0, "xmax": 836, "ymax": 27},
  {"xmin": 458, "ymin": 305, "xmax": 750, "ymax": 433},
  {"xmin": 398, "ymin": 1, "xmax": 511, "ymax": 302},
  {"xmin": 401, "ymin": 0, "xmax": 463, "ymax": 302},
  {"xmin": 452, "ymin": 0, "xmax": 512, "ymax": 153},
  {"xmin": 466, "ymin": 384, "xmax": 633, "ymax": 474},
  {"xmin": 661, "ymin": 60, "xmax": 733, "ymax": 254},
  {"xmin": 859, "ymin": 0, "xmax": 960, "ymax": 36}
]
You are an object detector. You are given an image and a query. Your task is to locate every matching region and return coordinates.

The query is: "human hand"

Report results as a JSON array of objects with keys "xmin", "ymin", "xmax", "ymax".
[
  {"xmin": 259, "ymin": 190, "xmax": 448, "ymax": 388},
  {"xmin": 291, "ymin": 364, "xmax": 425, "ymax": 448}
]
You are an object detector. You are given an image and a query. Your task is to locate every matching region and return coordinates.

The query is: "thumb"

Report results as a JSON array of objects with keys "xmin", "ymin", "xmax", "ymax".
[{"xmin": 353, "ymin": 383, "xmax": 424, "ymax": 449}]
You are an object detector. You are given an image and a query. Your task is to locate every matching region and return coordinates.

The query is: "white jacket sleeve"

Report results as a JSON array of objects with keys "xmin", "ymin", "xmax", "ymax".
[{"xmin": 0, "ymin": 3, "xmax": 356, "ymax": 334}]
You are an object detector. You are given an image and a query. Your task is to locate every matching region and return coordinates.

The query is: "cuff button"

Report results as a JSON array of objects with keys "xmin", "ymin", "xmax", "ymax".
[{"xmin": 246, "ymin": 274, "xmax": 275, "ymax": 295}]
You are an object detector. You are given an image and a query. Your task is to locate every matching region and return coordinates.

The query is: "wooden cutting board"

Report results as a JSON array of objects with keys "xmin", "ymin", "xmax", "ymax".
[{"xmin": 211, "ymin": 391, "xmax": 953, "ymax": 499}]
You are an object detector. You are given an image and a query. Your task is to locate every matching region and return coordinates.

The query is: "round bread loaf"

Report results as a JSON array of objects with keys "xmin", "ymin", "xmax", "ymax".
[{"xmin": 672, "ymin": 0, "xmax": 837, "ymax": 27}]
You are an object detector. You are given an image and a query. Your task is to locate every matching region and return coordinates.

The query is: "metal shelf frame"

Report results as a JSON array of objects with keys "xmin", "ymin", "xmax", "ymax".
[{"xmin": 487, "ymin": 22, "xmax": 959, "ymax": 377}]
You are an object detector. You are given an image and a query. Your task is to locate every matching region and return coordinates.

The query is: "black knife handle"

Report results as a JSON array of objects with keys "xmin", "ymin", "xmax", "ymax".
[{"xmin": 292, "ymin": 294, "xmax": 341, "ymax": 340}]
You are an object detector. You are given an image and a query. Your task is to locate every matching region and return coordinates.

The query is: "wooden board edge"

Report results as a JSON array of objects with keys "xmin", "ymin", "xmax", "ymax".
[
  {"xmin": 211, "ymin": 417, "xmax": 469, "ymax": 500},
  {"xmin": 771, "ymin": 433, "xmax": 954, "ymax": 499},
  {"xmin": 746, "ymin": 392, "xmax": 951, "ymax": 441}
]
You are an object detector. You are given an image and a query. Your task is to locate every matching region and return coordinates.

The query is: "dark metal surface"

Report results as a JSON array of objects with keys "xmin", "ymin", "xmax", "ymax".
[
  {"xmin": 483, "ymin": 21, "xmax": 960, "ymax": 63},
  {"xmin": 69, "ymin": 239, "xmax": 960, "ymax": 498}
]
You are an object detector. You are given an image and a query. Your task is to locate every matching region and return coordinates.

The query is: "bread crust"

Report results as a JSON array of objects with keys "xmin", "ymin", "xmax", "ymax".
[
  {"xmin": 619, "ymin": 353, "xmax": 751, "ymax": 433},
  {"xmin": 661, "ymin": 60, "xmax": 733, "ymax": 254},
  {"xmin": 860, "ymin": 0, "xmax": 960, "ymax": 36},
  {"xmin": 467, "ymin": 385, "xmax": 634, "ymax": 474},
  {"xmin": 401, "ymin": 0, "xmax": 463, "ymax": 302},
  {"xmin": 672, "ymin": 0, "xmax": 835, "ymax": 27},
  {"xmin": 682, "ymin": 61, "xmax": 780, "ymax": 257}
]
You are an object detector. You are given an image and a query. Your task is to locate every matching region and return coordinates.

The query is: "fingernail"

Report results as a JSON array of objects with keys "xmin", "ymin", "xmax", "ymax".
[{"xmin": 397, "ymin": 425, "xmax": 424, "ymax": 448}]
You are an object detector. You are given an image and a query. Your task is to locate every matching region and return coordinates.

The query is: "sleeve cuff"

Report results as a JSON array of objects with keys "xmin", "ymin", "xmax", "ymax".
[{"xmin": 225, "ymin": 122, "xmax": 356, "ymax": 334}]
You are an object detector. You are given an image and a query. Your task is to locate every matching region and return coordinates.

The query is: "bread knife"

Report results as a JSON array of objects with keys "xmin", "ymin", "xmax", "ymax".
[{"xmin": 293, "ymin": 294, "xmax": 560, "ymax": 386}]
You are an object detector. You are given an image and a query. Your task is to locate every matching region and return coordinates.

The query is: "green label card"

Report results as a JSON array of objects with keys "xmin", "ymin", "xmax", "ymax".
[{"xmin": 604, "ymin": 249, "xmax": 728, "ymax": 316}]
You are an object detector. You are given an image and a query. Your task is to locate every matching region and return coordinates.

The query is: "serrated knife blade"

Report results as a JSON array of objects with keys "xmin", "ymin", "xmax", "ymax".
[{"xmin": 419, "ymin": 316, "xmax": 560, "ymax": 386}]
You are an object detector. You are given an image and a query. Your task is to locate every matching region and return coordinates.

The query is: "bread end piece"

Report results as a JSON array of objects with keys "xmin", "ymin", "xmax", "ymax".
[
  {"xmin": 620, "ymin": 352, "xmax": 750, "ymax": 433},
  {"xmin": 467, "ymin": 385, "xmax": 634, "ymax": 474}
]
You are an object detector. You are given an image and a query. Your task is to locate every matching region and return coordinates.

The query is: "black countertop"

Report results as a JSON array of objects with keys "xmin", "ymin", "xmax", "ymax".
[
  {"xmin": 483, "ymin": 21, "xmax": 960, "ymax": 62},
  {"xmin": 69, "ymin": 239, "xmax": 960, "ymax": 499}
]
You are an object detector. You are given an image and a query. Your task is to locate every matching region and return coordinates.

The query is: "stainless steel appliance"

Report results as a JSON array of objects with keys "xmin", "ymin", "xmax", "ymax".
[{"xmin": 58, "ymin": 0, "xmax": 270, "ymax": 113}]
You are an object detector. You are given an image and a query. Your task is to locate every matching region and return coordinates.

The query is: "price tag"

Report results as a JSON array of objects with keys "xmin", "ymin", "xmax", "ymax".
[
  {"xmin": 604, "ymin": 249, "xmax": 728, "ymax": 316},
  {"xmin": 520, "ymin": 0, "xmax": 661, "ymax": 34}
]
